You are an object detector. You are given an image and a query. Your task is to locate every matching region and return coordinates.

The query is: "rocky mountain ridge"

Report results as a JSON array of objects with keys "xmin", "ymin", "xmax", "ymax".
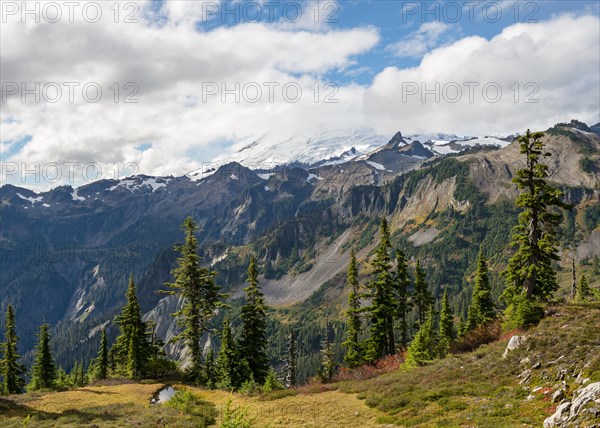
[{"xmin": 0, "ymin": 120, "xmax": 598, "ymax": 371}]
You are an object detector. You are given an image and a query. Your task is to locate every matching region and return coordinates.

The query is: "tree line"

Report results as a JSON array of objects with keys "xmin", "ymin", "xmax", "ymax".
[
  {"xmin": 0, "ymin": 218, "xmax": 296, "ymax": 394},
  {"xmin": 1, "ymin": 130, "xmax": 598, "ymax": 394},
  {"xmin": 340, "ymin": 130, "xmax": 597, "ymax": 369}
]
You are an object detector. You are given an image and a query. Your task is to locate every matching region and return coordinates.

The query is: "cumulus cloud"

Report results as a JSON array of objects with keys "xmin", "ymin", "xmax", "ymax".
[
  {"xmin": 365, "ymin": 14, "xmax": 600, "ymax": 136},
  {"xmin": 0, "ymin": 0, "xmax": 378, "ymax": 188},
  {"xmin": 0, "ymin": 3, "xmax": 598, "ymax": 189}
]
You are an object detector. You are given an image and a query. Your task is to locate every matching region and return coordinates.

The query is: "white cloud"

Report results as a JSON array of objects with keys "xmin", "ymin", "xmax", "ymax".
[
  {"xmin": 0, "ymin": 0, "xmax": 378, "ymax": 187},
  {"xmin": 0, "ymin": 5, "xmax": 598, "ymax": 189},
  {"xmin": 365, "ymin": 14, "xmax": 600, "ymax": 136},
  {"xmin": 385, "ymin": 22, "xmax": 454, "ymax": 58}
]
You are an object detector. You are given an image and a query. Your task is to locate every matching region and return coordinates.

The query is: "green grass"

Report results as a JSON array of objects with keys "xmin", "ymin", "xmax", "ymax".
[{"xmin": 333, "ymin": 303, "xmax": 600, "ymax": 427}]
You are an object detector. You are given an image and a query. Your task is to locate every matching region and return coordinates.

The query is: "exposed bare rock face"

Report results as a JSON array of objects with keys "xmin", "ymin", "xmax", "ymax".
[
  {"xmin": 464, "ymin": 126, "xmax": 600, "ymax": 203},
  {"xmin": 544, "ymin": 382, "xmax": 600, "ymax": 427}
]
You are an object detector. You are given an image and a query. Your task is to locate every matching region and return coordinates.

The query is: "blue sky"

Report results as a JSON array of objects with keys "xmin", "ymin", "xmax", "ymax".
[
  {"xmin": 328, "ymin": 0, "xmax": 599, "ymax": 84},
  {"xmin": 178, "ymin": 0, "xmax": 600, "ymax": 85}
]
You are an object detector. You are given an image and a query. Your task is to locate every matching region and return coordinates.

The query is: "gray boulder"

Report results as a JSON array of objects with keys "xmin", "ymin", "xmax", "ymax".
[{"xmin": 503, "ymin": 335, "xmax": 526, "ymax": 358}]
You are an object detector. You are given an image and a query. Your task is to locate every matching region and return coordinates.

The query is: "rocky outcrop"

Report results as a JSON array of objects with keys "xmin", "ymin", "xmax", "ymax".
[{"xmin": 544, "ymin": 382, "xmax": 600, "ymax": 427}]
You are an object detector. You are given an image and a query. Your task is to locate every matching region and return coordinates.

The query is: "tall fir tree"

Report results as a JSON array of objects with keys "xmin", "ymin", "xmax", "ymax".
[
  {"xmin": 216, "ymin": 319, "xmax": 248, "ymax": 390},
  {"xmin": 163, "ymin": 217, "xmax": 226, "ymax": 379},
  {"xmin": 570, "ymin": 254, "xmax": 577, "ymax": 301},
  {"xmin": 591, "ymin": 256, "xmax": 600, "ymax": 279},
  {"xmin": 502, "ymin": 131, "xmax": 570, "ymax": 315},
  {"xmin": 343, "ymin": 249, "xmax": 363, "ymax": 368},
  {"xmin": 576, "ymin": 274, "xmax": 592, "ymax": 302},
  {"xmin": 92, "ymin": 330, "xmax": 109, "ymax": 380},
  {"xmin": 112, "ymin": 274, "xmax": 151, "ymax": 379},
  {"xmin": 78, "ymin": 360, "xmax": 86, "ymax": 387},
  {"xmin": 71, "ymin": 361, "xmax": 80, "ymax": 387},
  {"xmin": 204, "ymin": 348, "xmax": 216, "ymax": 389},
  {"xmin": 239, "ymin": 256, "xmax": 269, "ymax": 384},
  {"xmin": 438, "ymin": 289, "xmax": 455, "ymax": 358},
  {"xmin": 394, "ymin": 249, "xmax": 412, "ymax": 348},
  {"xmin": 405, "ymin": 307, "xmax": 437, "ymax": 367},
  {"xmin": 1, "ymin": 305, "xmax": 25, "ymax": 395},
  {"xmin": 364, "ymin": 218, "xmax": 396, "ymax": 361},
  {"xmin": 413, "ymin": 260, "xmax": 433, "ymax": 327},
  {"xmin": 319, "ymin": 321, "xmax": 336, "ymax": 383},
  {"xmin": 283, "ymin": 329, "xmax": 297, "ymax": 388},
  {"xmin": 56, "ymin": 367, "xmax": 69, "ymax": 389},
  {"xmin": 466, "ymin": 251, "xmax": 495, "ymax": 331},
  {"xmin": 28, "ymin": 324, "xmax": 57, "ymax": 391}
]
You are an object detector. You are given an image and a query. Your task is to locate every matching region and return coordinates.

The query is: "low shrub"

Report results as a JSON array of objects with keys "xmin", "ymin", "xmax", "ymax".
[
  {"xmin": 503, "ymin": 297, "xmax": 544, "ymax": 330},
  {"xmin": 165, "ymin": 389, "xmax": 217, "ymax": 425},
  {"xmin": 262, "ymin": 369, "xmax": 284, "ymax": 393},
  {"xmin": 333, "ymin": 352, "xmax": 405, "ymax": 382},
  {"xmin": 220, "ymin": 397, "xmax": 256, "ymax": 428},
  {"xmin": 451, "ymin": 320, "xmax": 502, "ymax": 354}
]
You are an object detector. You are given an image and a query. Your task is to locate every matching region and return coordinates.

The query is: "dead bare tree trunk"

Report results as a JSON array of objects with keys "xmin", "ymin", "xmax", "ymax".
[{"xmin": 570, "ymin": 252, "xmax": 577, "ymax": 300}]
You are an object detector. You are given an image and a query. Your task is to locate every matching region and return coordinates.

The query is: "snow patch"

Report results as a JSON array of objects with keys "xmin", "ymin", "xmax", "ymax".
[
  {"xmin": 109, "ymin": 176, "xmax": 171, "ymax": 192},
  {"xmin": 16, "ymin": 193, "xmax": 42, "ymax": 204},
  {"xmin": 307, "ymin": 173, "xmax": 323, "ymax": 182},
  {"xmin": 366, "ymin": 161, "xmax": 385, "ymax": 170},
  {"xmin": 71, "ymin": 189, "xmax": 86, "ymax": 201}
]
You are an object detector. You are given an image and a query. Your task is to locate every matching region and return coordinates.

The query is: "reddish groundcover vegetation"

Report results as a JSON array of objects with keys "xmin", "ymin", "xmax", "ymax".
[{"xmin": 333, "ymin": 352, "xmax": 406, "ymax": 382}]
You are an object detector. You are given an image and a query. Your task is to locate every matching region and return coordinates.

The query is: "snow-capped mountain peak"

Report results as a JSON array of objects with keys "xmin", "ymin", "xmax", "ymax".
[{"xmin": 212, "ymin": 127, "xmax": 389, "ymax": 169}]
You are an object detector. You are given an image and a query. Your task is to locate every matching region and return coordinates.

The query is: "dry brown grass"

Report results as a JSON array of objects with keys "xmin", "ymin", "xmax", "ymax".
[{"xmin": 187, "ymin": 386, "xmax": 391, "ymax": 428}]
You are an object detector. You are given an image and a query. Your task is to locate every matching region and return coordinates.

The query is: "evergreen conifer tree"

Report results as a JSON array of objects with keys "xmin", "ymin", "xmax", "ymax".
[
  {"xmin": 92, "ymin": 330, "xmax": 109, "ymax": 380},
  {"xmin": 364, "ymin": 218, "xmax": 396, "ymax": 361},
  {"xmin": 28, "ymin": 324, "xmax": 57, "ymax": 391},
  {"xmin": 466, "ymin": 251, "xmax": 495, "ymax": 331},
  {"xmin": 438, "ymin": 289, "xmax": 455, "ymax": 358},
  {"xmin": 70, "ymin": 361, "xmax": 80, "ymax": 387},
  {"xmin": 283, "ymin": 329, "xmax": 297, "ymax": 388},
  {"xmin": 343, "ymin": 250, "xmax": 363, "ymax": 367},
  {"xmin": 163, "ymin": 217, "xmax": 226, "ymax": 379},
  {"xmin": 502, "ymin": 130, "xmax": 570, "ymax": 326},
  {"xmin": 319, "ymin": 322, "xmax": 336, "ymax": 383},
  {"xmin": 1, "ymin": 305, "xmax": 25, "ymax": 395},
  {"xmin": 413, "ymin": 260, "xmax": 433, "ymax": 327},
  {"xmin": 591, "ymin": 256, "xmax": 600, "ymax": 279},
  {"xmin": 216, "ymin": 319, "xmax": 248, "ymax": 389},
  {"xmin": 239, "ymin": 256, "xmax": 269, "ymax": 384},
  {"xmin": 55, "ymin": 367, "xmax": 69, "ymax": 390},
  {"xmin": 394, "ymin": 249, "xmax": 412, "ymax": 348},
  {"xmin": 112, "ymin": 274, "xmax": 151, "ymax": 378},
  {"xmin": 405, "ymin": 307, "xmax": 437, "ymax": 367},
  {"xmin": 204, "ymin": 348, "xmax": 216, "ymax": 389},
  {"xmin": 79, "ymin": 361, "xmax": 86, "ymax": 386},
  {"xmin": 576, "ymin": 274, "xmax": 592, "ymax": 302},
  {"xmin": 263, "ymin": 368, "xmax": 283, "ymax": 392}
]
